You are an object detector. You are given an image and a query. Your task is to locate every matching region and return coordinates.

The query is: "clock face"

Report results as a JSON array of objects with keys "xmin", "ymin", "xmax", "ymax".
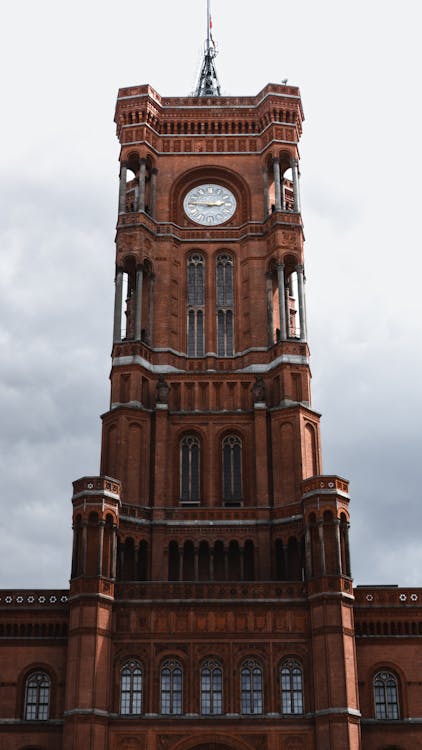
[{"xmin": 183, "ymin": 184, "xmax": 237, "ymax": 225}]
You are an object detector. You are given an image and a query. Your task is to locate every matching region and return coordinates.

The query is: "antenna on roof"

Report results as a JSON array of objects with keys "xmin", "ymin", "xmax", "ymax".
[{"xmin": 194, "ymin": 0, "xmax": 221, "ymax": 97}]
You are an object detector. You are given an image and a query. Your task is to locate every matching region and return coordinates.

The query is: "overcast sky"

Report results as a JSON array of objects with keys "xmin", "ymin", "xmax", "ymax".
[{"xmin": 0, "ymin": 0, "xmax": 421, "ymax": 589}]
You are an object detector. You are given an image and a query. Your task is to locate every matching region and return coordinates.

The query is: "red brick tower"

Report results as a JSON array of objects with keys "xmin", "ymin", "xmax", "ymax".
[
  {"xmin": 64, "ymin": 17, "xmax": 361, "ymax": 750},
  {"xmin": 3, "ymin": 12, "xmax": 422, "ymax": 750}
]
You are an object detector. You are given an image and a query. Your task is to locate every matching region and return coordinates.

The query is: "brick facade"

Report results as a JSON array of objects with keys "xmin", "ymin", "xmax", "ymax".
[{"xmin": 1, "ymin": 82, "xmax": 421, "ymax": 750}]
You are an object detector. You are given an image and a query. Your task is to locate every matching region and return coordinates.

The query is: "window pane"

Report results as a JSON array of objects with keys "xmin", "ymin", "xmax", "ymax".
[
  {"xmin": 191, "ymin": 443, "xmax": 200, "ymax": 501},
  {"xmin": 162, "ymin": 669, "xmax": 171, "ymax": 688},
  {"xmin": 188, "ymin": 309, "xmax": 195, "ymax": 357},
  {"xmin": 132, "ymin": 692, "xmax": 142, "ymax": 713},
  {"xmin": 25, "ymin": 672, "xmax": 50, "ymax": 722},
  {"xmin": 233, "ymin": 442, "xmax": 241, "ymax": 499},
  {"xmin": 197, "ymin": 310, "xmax": 204, "ymax": 357},
  {"xmin": 218, "ymin": 310, "xmax": 225, "ymax": 356},
  {"xmin": 281, "ymin": 662, "xmax": 303, "ymax": 715},
  {"xmin": 181, "ymin": 444, "xmax": 190, "ymax": 500},
  {"xmin": 188, "ymin": 264, "xmax": 196, "ymax": 305},
  {"xmin": 225, "ymin": 263, "xmax": 233, "ymax": 305},
  {"xmin": 223, "ymin": 442, "xmax": 232, "ymax": 500},
  {"xmin": 241, "ymin": 693, "xmax": 251, "ymax": 713},
  {"xmin": 226, "ymin": 310, "xmax": 233, "ymax": 355},
  {"xmin": 197, "ymin": 263, "xmax": 204, "ymax": 305},
  {"xmin": 202, "ymin": 669, "xmax": 211, "ymax": 690},
  {"xmin": 217, "ymin": 263, "xmax": 224, "ymax": 306},
  {"xmin": 293, "ymin": 692, "xmax": 303, "ymax": 713},
  {"xmin": 374, "ymin": 672, "xmax": 399, "ymax": 720}
]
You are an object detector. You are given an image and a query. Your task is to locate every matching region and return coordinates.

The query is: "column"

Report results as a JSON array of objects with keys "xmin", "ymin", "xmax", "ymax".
[
  {"xmin": 224, "ymin": 545, "xmax": 229, "ymax": 580},
  {"xmin": 134, "ymin": 265, "xmax": 144, "ymax": 341},
  {"xmin": 345, "ymin": 524, "xmax": 352, "ymax": 577},
  {"xmin": 138, "ymin": 158, "xmax": 146, "ymax": 212},
  {"xmin": 147, "ymin": 273, "xmax": 155, "ymax": 345},
  {"xmin": 118, "ymin": 164, "xmax": 127, "ymax": 214},
  {"xmin": 318, "ymin": 521, "xmax": 326, "ymax": 576},
  {"xmin": 285, "ymin": 284, "xmax": 291, "ymax": 337},
  {"xmin": 265, "ymin": 272, "xmax": 274, "ymax": 345},
  {"xmin": 333, "ymin": 519, "xmax": 342, "ymax": 575},
  {"xmin": 281, "ymin": 174, "xmax": 286, "ymax": 211},
  {"xmin": 263, "ymin": 166, "xmax": 269, "ymax": 217},
  {"xmin": 297, "ymin": 264, "xmax": 308, "ymax": 342},
  {"xmin": 150, "ymin": 168, "xmax": 158, "ymax": 217},
  {"xmin": 276, "ymin": 263, "xmax": 287, "ymax": 340},
  {"xmin": 273, "ymin": 158, "xmax": 282, "ymax": 212},
  {"xmin": 81, "ymin": 522, "xmax": 88, "ymax": 576},
  {"xmin": 292, "ymin": 158, "xmax": 301, "ymax": 213},
  {"xmin": 97, "ymin": 521, "xmax": 105, "ymax": 577},
  {"xmin": 111, "ymin": 525, "xmax": 118, "ymax": 579},
  {"xmin": 71, "ymin": 523, "xmax": 79, "ymax": 578},
  {"xmin": 113, "ymin": 268, "xmax": 124, "ymax": 344},
  {"xmin": 210, "ymin": 550, "xmax": 214, "ymax": 581}
]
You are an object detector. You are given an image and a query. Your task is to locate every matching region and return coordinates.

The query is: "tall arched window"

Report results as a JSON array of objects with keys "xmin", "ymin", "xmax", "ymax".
[
  {"xmin": 374, "ymin": 671, "xmax": 400, "ymax": 719},
  {"xmin": 280, "ymin": 659, "xmax": 304, "ymax": 714},
  {"xmin": 240, "ymin": 659, "xmax": 263, "ymax": 714},
  {"xmin": 120, "ymin": 660, "xmax": 143, "ymax": 715},
  {"xmin": 201, "ymin": 658, "xmax": 223, "ymax": 715},
  {"xmin": 180, "ymin": 434, "xmax": 200, "ymax": 503},
  {"xmin": 24, "ymin": 671, "xmax": 50, "ymax": 720},
  {"xmin": 222, "ymin": 435, "xmax": 242, "ymax": 503},
  {"xmin": 187, "ymin": 254, "xmax": 205, "ymax": 357},
  {"xmin": 161, "ymin": 659, "xmax": 183, "ymax": 715},
  {"xmin": 216, "ymin": 254, "xmax": 234, "ymax": 356}
]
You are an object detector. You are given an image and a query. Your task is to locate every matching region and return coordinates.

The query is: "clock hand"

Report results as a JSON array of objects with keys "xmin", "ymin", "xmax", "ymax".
[{"xmin": 189, "ymin": 200, "xmax": 226, "ymax": 207}]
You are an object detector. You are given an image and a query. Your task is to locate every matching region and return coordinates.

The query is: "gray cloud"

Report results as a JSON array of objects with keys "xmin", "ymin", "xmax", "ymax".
[{"xmin": 1, "ymin": 0, "xmax": 421, "ymax": 589}]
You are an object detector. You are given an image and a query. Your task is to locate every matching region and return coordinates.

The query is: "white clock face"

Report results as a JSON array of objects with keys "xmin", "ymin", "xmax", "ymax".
[{"xmin": 183, "ymin": 184, "xmax": 237, "ymax": 225}]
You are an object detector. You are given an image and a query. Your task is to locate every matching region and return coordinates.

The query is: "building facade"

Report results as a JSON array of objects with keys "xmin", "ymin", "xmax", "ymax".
[{"xmin": 1, "ymin": 69, "xmax": 422, "ymax": 750}]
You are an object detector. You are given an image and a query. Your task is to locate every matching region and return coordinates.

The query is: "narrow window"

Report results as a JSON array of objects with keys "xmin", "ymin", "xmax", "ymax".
[
  {"xmin": 216, "ymin": 254, "xmax": 234, "ymax": 356},
  {"xmin": 24, "ymin": 671, "xmax": 50, "ymax": 720},
  {"xmin": 161, "ymin": 659, "xmax": 183, "ymax": 715},
  {"xmin": 280, "ymin": 659, "xmax": 304, "ymax": 714},
  {"xmin": 187, "ymin": 254, "xmax": 205, "ymax": 356},
  {"xmin": 240, "ymin": 660, "xmax": 263, "ymax": 714},
  {"xmin": 374, "ymin": 671, "xmax": 400, "ymax": 719},
  {"xmin": 120, "ymin": 660, "xmax": 143, "ymax": 715},
  {"xmin": 222, "ymin": 435, "xmax": 242, "ymax": 503},
  {"xmin": 201, "ymin": 658, "xmax": 223, "ymax": 715},
  {"xmin": 180, "ymin": 434, "xmax": 200, "ymax": 503}
]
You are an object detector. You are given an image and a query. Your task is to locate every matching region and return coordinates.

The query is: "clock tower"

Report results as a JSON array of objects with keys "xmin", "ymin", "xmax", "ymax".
[{"xmin": 64, "ymin": 13, "xmax": 361, "ymax": 750}]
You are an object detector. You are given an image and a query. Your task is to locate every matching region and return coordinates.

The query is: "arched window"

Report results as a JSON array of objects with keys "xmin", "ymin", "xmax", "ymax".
[
  {"xmin": 374, "ymin": 671, "xmax": 400, "ymax": 719},
  {"xmin": 280, "ymin": 659, "xmax": 304, "ymax": 714},
  {"xmin": 161, "ymin": 659, "xmax": 183, "ymax": 715},
  {"xmin": 120, "ymin": 660, "xmax": 143, "ymax": 715},
  {"xmin": 24, "ymin": 671, "xmax": 50, "ymax": 720},
  {"xmin": 222, "ymin": 435, "xmax": 242, "ymax": 503},
  {"xmin": 216, "ymin": 254, "xmax": 234, "ymax": 356},
  {"xmin": 240, "ymin": 659, "xmax": 263, "ymax": 714},
  {"xmin": 180, "ymin": 434, "xmax": 200, "ymax": 503},
  {"xmin": 187, "ymin": 254, "xmax": 205, "ymax": 357},
  {"xmin": 201, "ymin": 658, "xmax": 223, "ymax": 715}
]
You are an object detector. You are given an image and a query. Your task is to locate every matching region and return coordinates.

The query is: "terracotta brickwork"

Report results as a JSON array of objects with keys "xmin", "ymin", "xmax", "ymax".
[{"xmin": 1, "ymin": 82, "xmax": 421, "ymax": 750}]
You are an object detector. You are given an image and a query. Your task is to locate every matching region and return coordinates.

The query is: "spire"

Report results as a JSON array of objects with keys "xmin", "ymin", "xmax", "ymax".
[{"xmin": 194, "ymin": 0, "xmax": 221, "ymax": 97}]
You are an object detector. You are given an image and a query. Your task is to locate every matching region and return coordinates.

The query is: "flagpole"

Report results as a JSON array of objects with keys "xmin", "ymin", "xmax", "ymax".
[{"xmin": 207, "ymin": 0, "xmax": 211, "ymax": 55}]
